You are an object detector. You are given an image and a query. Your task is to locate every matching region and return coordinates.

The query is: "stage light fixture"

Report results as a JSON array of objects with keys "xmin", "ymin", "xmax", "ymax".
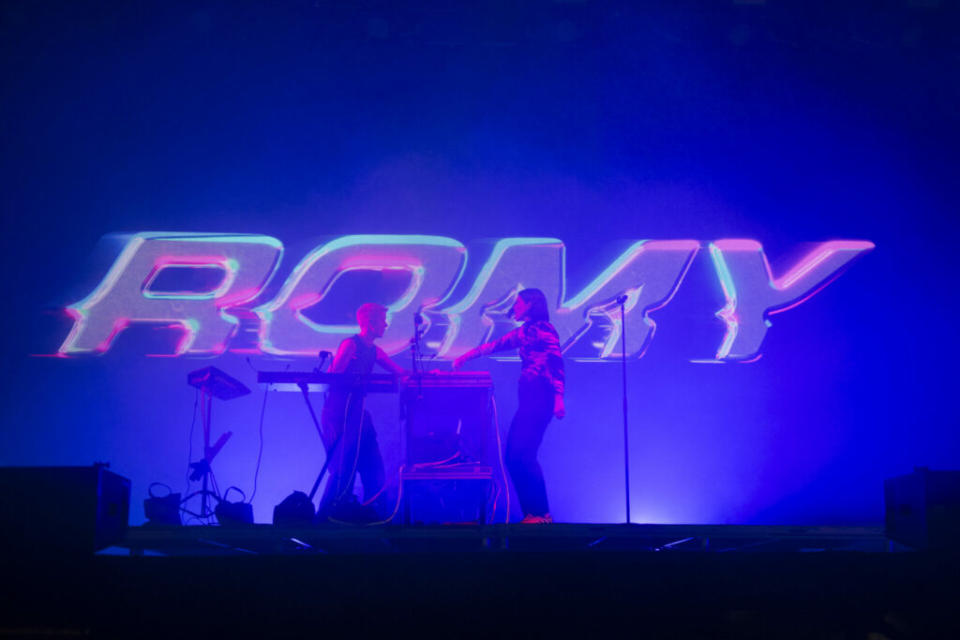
[
  {"xmin": 214, "ymin": 487, "xmax": 255, "ymax": 526},
  {"xmin": 215, "ymin": 498, "xmax": 254, "ymax": 527},
  {"xmin": 273, "ymin": 491, "xmax": 316, "ymax": 527},
  {"xmin": 144, "ymin": 483, "xmax": 182, "ymax": 526}
]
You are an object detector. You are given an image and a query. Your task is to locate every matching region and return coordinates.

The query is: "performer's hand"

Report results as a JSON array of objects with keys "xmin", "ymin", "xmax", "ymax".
[
  {"xmin": 554, "ymin": 395, "xmax": 566, "ymax": 420},
  {"xmin": 452, "ymin": 355, "xmax": 466, "ymax": 371}
]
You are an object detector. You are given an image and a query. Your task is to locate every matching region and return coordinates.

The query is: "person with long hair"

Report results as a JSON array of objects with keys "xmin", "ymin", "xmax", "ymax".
[{"xmin": 453, "ymin": 288, "xmax": 565, "ymax": 523}]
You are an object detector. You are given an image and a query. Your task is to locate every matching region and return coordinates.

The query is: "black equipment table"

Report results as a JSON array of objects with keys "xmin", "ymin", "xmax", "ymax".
[{"xmin": 399, "ymin": 372, "xmax": 497, "ymax": 524}]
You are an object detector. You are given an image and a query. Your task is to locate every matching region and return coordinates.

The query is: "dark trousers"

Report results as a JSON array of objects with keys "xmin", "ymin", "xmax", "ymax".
[
  {"xmin": 506, "ymin": 377, "xmax": 554, "ymax": 517},
  {"xmin": 318, "ymin": 392, "xmax": 386, "ymax": 514}
]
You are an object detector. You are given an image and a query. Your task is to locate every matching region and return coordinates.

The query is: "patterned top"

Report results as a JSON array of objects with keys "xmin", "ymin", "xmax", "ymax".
[{"xmin": 477, "ymin": 320, "xmax": 565, "ymax": 396}]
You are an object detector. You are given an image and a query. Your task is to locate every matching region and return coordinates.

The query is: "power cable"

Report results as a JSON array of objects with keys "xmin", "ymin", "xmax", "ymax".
[
  {"xmin": 249, "ymin": 385, "xmax": 269, "ymax": 502},
  {"xmin": 490, "ymin": 395, "xmax": 510, "ymax": 524},
  {"xmin": 184, "ymin": 388, "xmax": 199, "ymax": 498}
]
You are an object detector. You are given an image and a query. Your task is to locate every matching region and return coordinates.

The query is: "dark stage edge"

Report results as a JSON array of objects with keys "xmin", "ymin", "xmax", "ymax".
[
  {"xmin": 117, "ymin": 522, "xmax": 892, "ymax": 555},
  {"xmin": 5, "ymin": 525, "xmax": 960, "ymax": 639}
]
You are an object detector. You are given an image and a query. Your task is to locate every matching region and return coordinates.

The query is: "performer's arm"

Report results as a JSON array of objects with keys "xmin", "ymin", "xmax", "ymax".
[
  {"xmin": 328, "ymin": 338, "xmax": 357, "ymax": 374},
  {"xmin": 549, "ymin": 352, "xmax": 566, "ymax": 420},
  {"xmin": 375, "ymin": 347, "xmax": 408, "ymax": 376},
  {"xmin": 451, "ymin": 328, "xmax": 521, "ymax": 370},
  {"xmin": 543, "ymin": 328, "xmax": 566, "ymax": 419}
]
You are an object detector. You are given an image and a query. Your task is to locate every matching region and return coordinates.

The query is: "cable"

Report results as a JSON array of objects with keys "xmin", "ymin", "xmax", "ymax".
[
  {"xmin": 222, "ymin": 486, "xmax": 246, "ymax": 503},
  {"xmin": 249, "ymin": 385, "xmax": 269, "ymax": 502},
  {"xmin": 328, "ymin": 466, "xmax": 405, "ymax": 526},
  {"xmin": 410, "ymin": 450, "xmax": 462, "ymax": 470},
  {"xmin": 487, "ymin": 477, "xmax": 502, "ymax": 524},
  {"xmin": 184, "ymin": 388, "xmax": 199, "ymax": 498},
  {"xmin": 334, "ymin": 392, "xmax": 366, "ymax": 504},
  {"xmin": 179, "ymin": 489, "xmax": 220, "ymax": 521},
  {"xmin": 360, "ymin": 478, "xmax": 390, "ymax": 507},
  {"xmin": 319, "ymin": 391, "xmax": 368, "ymax": 510},
  {"xmin": 360, "ymin": 466, "xmax": 406, "ymax": 526},
  {"xmin": 208, "ymin": 469, "xmax": 221, "ymax": 521},
  {"xmin": 490, "ymin": 395, "xmax": 510, "ymax": 524}
]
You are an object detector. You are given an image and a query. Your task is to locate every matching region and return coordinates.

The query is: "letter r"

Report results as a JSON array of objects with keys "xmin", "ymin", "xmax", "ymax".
[{"xmin": 59, "ymin": 233, "xmax": 283, "ymax": 355}]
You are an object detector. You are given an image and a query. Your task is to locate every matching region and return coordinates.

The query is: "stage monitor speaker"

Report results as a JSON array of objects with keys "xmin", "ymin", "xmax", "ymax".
[
  {"xmin": 885, "ymin": 467, "xmax": 960, "ymax": 550},
  {"xmin": 0, "ymin": 464, "xmax": 131, "ymax": 555}
]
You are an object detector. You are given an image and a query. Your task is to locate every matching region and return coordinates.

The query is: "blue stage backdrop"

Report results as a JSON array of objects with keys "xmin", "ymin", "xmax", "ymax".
[{"xmin": 2, "ymin": 1, "xmax": 957, "ymax": 525}]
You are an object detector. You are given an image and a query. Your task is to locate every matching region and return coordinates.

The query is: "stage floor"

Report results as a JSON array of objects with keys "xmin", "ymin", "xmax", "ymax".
[
  {"xmin": 117, "ymin": 522, "xmax": 892, "ymax": 556},
  {"xmin": 5, "ymin": 524, "xmax": 959, "ymax": 638}
]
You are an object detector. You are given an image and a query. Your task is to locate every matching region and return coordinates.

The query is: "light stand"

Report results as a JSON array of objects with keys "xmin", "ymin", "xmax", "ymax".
[{"xmin": 185, "ymin": 367, "xmax": 250, "ymax": 519}]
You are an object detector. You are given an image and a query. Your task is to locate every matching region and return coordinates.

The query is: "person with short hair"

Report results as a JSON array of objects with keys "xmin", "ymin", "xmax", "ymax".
[
  {"xmin": 318, "ymin": 302, "xmax": 407, "ymax": 521},
  {"xmin": 453, "ymin": 288, "xmax": 565, "ymax": 524}
]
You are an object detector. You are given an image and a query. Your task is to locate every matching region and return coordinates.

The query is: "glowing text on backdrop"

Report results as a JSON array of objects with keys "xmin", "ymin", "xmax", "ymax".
[{"xmin": 57, "ymin": 233, "xmax": 873, "ymax": 361}]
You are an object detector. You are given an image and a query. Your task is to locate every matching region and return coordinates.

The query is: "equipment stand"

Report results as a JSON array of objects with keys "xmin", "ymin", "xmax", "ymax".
[
  {"xmin": 411, "ymin": 312, "xmax": 425, "ymax": 398},
  {"xmin": 298, "ymin": 382, "xmax": 330, "ymax": 501},
  {"xmin": 186, "ymin": 367, "xmax": 250, "ymax": 519},
  {"xmin": 189, "ymin": 388, "xmax": 233, "ymax": 518}
]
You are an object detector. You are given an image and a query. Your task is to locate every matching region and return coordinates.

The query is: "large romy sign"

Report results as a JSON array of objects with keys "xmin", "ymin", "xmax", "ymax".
[{"xmin": 55, "ymin": 233, "xmax": 873, "ymax": 362}]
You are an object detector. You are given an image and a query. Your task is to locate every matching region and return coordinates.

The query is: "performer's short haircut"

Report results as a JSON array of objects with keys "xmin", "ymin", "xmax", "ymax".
[
  {"xmin": 518, "ymin": 288, "xmax": 550, "ymax": 322},
  {"xmin": 357, "ymin": 302, "xmax": 388, "ymax": 325}
]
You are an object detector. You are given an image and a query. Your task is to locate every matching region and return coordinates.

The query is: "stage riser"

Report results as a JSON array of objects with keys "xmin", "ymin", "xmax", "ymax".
[{"xmin": 2, "ymin": 553, "xmax": 959, "ymax": 637}]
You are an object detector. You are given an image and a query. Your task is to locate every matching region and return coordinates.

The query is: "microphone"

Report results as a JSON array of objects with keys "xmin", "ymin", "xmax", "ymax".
[
  {"xmin": 616, "ymin": 294, "xmax": 629, "ymax": 305},
  {"xmin": 413, "ymin": 309, "xmax": 426, "ymax": 345},
  {"xmin": 314, "ymin": 350, "xmax": 332, "ymax": 374}
]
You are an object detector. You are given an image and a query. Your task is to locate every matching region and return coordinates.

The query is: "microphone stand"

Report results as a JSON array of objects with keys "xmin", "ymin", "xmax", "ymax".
[
  {"xmin": 411, "ymin": 312, "xmax": 426, "ymax": 396},
  {"xmin": 404, "ymin": 313, "xmax": 427, "ymax": 471},
  {"xmin": 617, "ymin": 294, "xmax": 631, "ymax": 525}
]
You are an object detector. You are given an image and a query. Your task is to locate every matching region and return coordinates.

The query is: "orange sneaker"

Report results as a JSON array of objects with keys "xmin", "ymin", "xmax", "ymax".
[{"xmin": 519, "ymin": 513, "xmax": 553, "ymax": 524}]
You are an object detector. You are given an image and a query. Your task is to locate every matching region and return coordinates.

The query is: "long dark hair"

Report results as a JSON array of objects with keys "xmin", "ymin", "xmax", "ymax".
[{"xmin": 517, "ymin": 288, "xmax": 550, "ymax": 323}]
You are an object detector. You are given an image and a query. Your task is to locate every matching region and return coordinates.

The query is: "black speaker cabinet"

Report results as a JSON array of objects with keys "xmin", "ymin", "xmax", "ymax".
[
  {"xmin": 885, "ymin": 467, "xmax": 960, "ymax": 550},
  {"xmin": 0, "ymin": 465, "xmax": 131, "ymax": 555}
]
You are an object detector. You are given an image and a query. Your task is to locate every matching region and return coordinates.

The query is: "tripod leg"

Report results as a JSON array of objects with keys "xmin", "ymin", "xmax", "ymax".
[
  {"xmin": 299, "ymin": 383, "xmax": 325, "ymax": 442},
  {"xmin": 202, "ymin": 467, "xmax": 209, "ymax": 517},
  {"xmin": 202, "ymin": 391, "xmax": 212, "ymax": 517},
  {"xmin": 308, "ymin": 430, "xmax": 344, "ymax": 502}
]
